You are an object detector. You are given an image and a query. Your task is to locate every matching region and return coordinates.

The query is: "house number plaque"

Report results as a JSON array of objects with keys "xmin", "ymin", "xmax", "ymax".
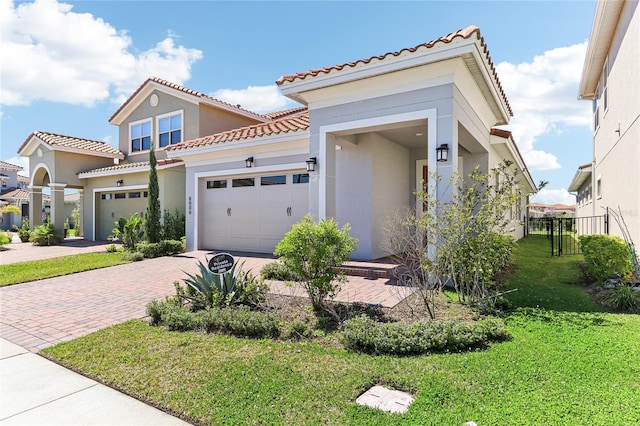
[{"xmin": 208, "ymin": 253, "xmax": 235, "ymax": 274}]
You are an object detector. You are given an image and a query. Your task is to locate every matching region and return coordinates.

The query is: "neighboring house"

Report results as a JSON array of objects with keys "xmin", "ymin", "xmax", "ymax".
[
  {"xmin": 529, "ymin": 202, "xmax": 576, "ymax": 218},
  {"xmin": 17, "ymin": 25, "xmax": 535, "ymax": 260},
  {"xmin": 0, "ymin": 161, "xmax": 46, "ymax": 230},
  {"xmin": 570, "ymin": 0, "xmax": 640, "ymax": 243}
]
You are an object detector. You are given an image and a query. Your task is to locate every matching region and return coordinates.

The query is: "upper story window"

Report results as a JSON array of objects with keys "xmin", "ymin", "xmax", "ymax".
[
  {"xmin": 130, "ymin": 119, "xmax": 151, "ymax": 152},
  {"xmin": 157, "ymin": 111, "xmax": 182, "ymax": 148}
]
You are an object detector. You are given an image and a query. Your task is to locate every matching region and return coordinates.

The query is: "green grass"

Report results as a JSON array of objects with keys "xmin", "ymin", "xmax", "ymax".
[
  {"xmin": 0, "ymin": 252, "xmax": 129, "ymax": 286},
  {"xmin": 43, "ymin": 238, "xmax": 640, "ymax": 425}
]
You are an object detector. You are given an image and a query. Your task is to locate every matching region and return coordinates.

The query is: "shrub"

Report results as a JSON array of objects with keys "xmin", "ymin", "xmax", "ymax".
[
  {"xmin": 111, "ymin": 214, "xmax": 145, "ymax": 250},
  {"xmin": 261, "ymin": 261, "xmax": 300, "ymax": 281},
  {"xmin": 274, "ymin": 215, "xmax": 357, "ymax": 317},
  {"xmin": 146, "ymin": 300, "xmax": 281, "ymax": 338},
  {"xmin": 0, "ymin": 232, "xmax": 11, "ymax": 248},
  {"xmin": 136, "ymin": 239, "xmax": 184, "ymax": 258},
  {"xmin": 106, "ymin": 244, "xmax": 119, "ymax": 253},
  {"xmin": 13, "ymin": 217, "xmax": 31, "ymax": 242},
  {"xmin": 200, "ymin": 306, "xmax": 281, "ymax": 338},
  {"xmin": 608, "ymin": 286, "xmax": 640, "ymax": 313},
  {"xmin": 579, "ymin": 235, "xmax": 635, "ymax": 282},
  {"xmin": 121, "ymin": 251, "xmax": 144, "ymax": 262},
  {"xmin": 161, "ymin": 208, "xmax": 186, "ymax": 241},
  {"xmin": 30, "ymin": 223, "xmax": 62, "ymax": 246},
  {"xmin": 341, "ymin": 315, "xmax": 509, "ymax": 356}
]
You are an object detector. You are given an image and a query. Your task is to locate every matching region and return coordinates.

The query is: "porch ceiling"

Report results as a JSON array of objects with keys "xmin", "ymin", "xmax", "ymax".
[{"xmin": 332, "ymin": 119, "xmax": 428, "ymax": 149}]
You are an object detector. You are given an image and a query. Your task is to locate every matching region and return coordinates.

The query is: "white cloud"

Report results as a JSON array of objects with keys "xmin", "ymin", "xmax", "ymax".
[
  {"xmin": 3, "ymin": 155, "xmax": 30, "ymax": 177},
  {"xmin": 496, "ymin": 42, "xmax": 591, "ymax": 169},
  {"xmin": 211, "ymin": 85, "xmax": 294, "ymax": 113},
  {"xmin": 523, "ymin": 150, "xmax": 561, "ymax": 171},
  {"xmin": 530, "ymin": 188, "xmax": 576, "ymax": 206},
  {"xmin": 0, "ymin": 0, "xmax": 202, "ymax": 107}
]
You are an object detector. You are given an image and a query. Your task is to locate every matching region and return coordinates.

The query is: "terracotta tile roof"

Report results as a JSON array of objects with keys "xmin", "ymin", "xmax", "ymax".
[
  {"xmin": 17, "ymin": 175, "xmax": 29, "ymax": 184},
  {"xmin": 78, "ymin": 158, "xmax": 183, "ymax": 176},
  {"xmin": 168, "ymin": 111, "xmax": 310, "ymax": 152},
  {"xmin": 261, "ymin": 106, "xmax": 308, "ymax": 120},
  {"xmin": 489, "ymin": 128, "xmax": 512, "ymax": 138},
  {"xmin": 0, "ymin": 161, "xmax": 24, "ymax": 171},
  {"xmin": 109, "ymin": 77, "xmax": 267, "ymax": 123},
  {"xmin": 0, "ymin": 187, "xmax": 49, "ymax": 201},
  {"xmin": 18, "ymin": 131, "xmax": 124, "ymax": 158},
  {"xmin": 277, "ymin": 25, "xmax": 512, "ymax": 116}
]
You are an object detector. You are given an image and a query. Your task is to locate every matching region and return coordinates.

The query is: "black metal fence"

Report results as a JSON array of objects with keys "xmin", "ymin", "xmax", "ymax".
[{"xmin": 526, "ymin": 215, "xmax": 609, "ymax": 256}]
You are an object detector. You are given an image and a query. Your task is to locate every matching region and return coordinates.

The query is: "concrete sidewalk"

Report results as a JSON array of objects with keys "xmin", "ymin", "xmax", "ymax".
[{"xmin": 0, "ymin": 338, "xmax": 190, "ymax": 425}]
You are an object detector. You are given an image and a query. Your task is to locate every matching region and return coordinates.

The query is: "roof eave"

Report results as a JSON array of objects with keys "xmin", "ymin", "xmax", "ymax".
[
  {"xmin": 578, "ymin": 0, "xmax": 625, "ymax": 99},
  {"xmin": 490, "ymin": 132, "xmax": 537, "ymax": 193},
  {"xmin": 568, "ymin": 166, "xmax": 593, "ymax": 192}
]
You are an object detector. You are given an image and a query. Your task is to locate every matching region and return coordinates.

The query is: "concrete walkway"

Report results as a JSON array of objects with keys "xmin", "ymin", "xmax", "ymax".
[
  {"xmin": 0, "ymin": 338, "xmax": 189, "ymax": 425},
  {"xmin": 0, "ymin": 241, "xmax": 411, "ymax": 425}
]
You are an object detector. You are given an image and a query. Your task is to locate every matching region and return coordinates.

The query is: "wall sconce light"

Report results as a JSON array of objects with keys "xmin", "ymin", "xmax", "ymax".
[
  {"xmin": 436, "ymin": 144, "xmax": 449, "ymax": 162},
  {"xmin": 245, "ymin": 156, "xmax": 254, "ymax": 168},
  {"xmin": 306, "ymin": 157, "xmax": 317, "ymax": 172},
  {"xmin": 116, "ymin": 179, "xmax": 123, "ymax": 187}
]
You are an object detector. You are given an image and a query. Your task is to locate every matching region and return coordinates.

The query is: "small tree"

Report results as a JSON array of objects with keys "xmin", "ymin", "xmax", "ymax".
[
  {"xmin": 274, "ymin": 215, "xmax": 357, "ymax": 320},
  {"xmin": 145, "ymin": 146, "xmax": 161, "ymax": 243},
  {"xmin": 382, "ymin": 161, "xmax": 526, "ymax": 317},
  {"xmin": 71, "ymin": 203, "xmax": 81, "ymax": 233}
]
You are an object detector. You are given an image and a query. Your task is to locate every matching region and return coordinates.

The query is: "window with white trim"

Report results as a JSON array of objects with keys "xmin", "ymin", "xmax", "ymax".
[
  {"xmin": 130, "ymin": 119, "xmax": 152, "ymax": 152},
  {"xmin": 157, "ymin": 111, "xmax": 182, "ymax": 148},
  {"xmin": 597, "ymin": 177, "xmax": 602, "ymax": 199}
]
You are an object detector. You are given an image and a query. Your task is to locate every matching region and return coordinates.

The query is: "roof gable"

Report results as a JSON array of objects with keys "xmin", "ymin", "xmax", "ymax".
[
  {"xmin": 109, "ymin": 77, "xmax": 268, "ymax": 125},
  {"xmin": 18, "ymin": 131, "xmax": 125, "ymax": 159}
]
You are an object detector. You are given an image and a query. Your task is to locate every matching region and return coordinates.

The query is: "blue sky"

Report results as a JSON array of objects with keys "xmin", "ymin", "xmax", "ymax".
[{"xmin": 1, "ymin": 0, "xmax": 598, "ymax": 204}]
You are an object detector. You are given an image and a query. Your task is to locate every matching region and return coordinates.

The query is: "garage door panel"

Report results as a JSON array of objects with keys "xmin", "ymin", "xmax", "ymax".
[{"xmin": 200, "ymin": 174, "xmax": 309, "ymax": 253}]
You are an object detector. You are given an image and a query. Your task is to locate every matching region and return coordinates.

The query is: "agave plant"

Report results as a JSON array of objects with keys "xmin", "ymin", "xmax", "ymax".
[{"xmin": 183, "ymin": 258, "xmax": 250, "ymax": 308}]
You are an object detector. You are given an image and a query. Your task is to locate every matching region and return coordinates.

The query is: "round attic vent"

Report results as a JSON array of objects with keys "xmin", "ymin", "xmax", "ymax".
[{"xmin": 150, "ymin": 94, "xmax": 159, "ymax": 107}]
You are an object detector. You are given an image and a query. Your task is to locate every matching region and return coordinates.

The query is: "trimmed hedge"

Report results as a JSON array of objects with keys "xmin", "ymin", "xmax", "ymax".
[
  {"xmin": 136, "ymin": 239, "xmax": 185, "ymax": 258},
  {"xmin": 341, "ymin": 315, "xmax": 509, "ymax": 355}
]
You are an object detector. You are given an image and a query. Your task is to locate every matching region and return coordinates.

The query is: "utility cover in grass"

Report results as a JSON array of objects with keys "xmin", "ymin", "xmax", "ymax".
[{"xmin": 356, "ymin": 385, "xmax": 414, "ymax": 414}]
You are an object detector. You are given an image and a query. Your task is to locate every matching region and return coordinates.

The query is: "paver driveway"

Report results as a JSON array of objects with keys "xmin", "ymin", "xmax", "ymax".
[
  {"xmin": 0, "ymin": 252, "xmax": 206, "ymax": 351},
  {"xmin": 0, "ymin": 247, "xmax": 410, "ymax": 352}
]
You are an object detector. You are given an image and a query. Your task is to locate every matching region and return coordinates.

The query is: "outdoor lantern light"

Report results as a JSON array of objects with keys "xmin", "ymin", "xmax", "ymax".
[
  {"xmin": 116, "ymin": 179, "xmax": 123, "ymax": 187},
  {"xmin": 245, "ymin": 157, "xmax": 254, "ymax": 168},
  {"xmin": 306, "ymin": 157, "xmax": 317, "ymax": 172},
  {"xmin": 436, "ymin": 144, "xmax": 449, "ymax": 162}
]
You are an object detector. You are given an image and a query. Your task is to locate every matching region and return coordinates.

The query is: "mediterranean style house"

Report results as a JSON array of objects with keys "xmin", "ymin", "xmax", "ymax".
[
  {"xmin": 0, "ymin": 160, "xmax": 35, "ymax": 231},
  {"xmin": 569, "ymin": 0, "xmax": 639, "ymax": 244},
  {"xmin": 17, "ymin": 25, "xmax": 535, "ymax": 260}
]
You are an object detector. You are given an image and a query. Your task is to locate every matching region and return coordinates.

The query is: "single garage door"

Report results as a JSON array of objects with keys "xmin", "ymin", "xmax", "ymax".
[
  {"xmin": 96, "ymin": 190, "xmax": 148, "ymax": 240},
  {"xmin": 200, "ymin": 172, "xmax": 309, "ymax": 253}
]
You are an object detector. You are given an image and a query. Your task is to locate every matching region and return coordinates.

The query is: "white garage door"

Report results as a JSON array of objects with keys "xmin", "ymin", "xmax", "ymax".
[{"xmin": 200, "ymin": 172, "xmax": 309, "ymax": 253}]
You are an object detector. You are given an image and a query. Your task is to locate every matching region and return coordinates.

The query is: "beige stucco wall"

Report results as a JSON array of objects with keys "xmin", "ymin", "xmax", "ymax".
[
  {"xmin": 591, "ymin": 0, "xmax": 640, "ymax": 244},
  {"xmin": 199, "ymin": 104, "xmax": 262, "ymax": 136}
]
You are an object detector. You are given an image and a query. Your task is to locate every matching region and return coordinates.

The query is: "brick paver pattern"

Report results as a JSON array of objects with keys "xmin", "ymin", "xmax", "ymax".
[{"xmin": 1, "ymin": 246, "xmax": 411, "ymax": 352}]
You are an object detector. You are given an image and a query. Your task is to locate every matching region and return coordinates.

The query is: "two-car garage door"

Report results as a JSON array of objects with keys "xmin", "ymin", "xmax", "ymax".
[{"xmin": 200, "ymin": 172, "xmax": 309, "ymax": 253}]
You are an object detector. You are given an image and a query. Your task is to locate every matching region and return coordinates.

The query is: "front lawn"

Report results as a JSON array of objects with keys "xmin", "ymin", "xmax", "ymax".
[
  {"xmin": 42, "ymin": 236, "xmax": 640, "ymax": 425},
  {"xmin": 0, "ymin": 252, "xmax": 129, "ymax": 286}
]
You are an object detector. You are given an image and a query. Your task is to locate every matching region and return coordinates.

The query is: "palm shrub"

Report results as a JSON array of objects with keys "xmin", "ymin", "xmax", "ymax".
[
  {"xmin": 182, "ymin": 259, "xmax": 267, "ymax": 309},
  {"xmin": 110, "ymin": 213, "xmax": 145, "ymax": 250},
  {"xmin": 30, "ymin": 223, "xmax": 62, "ymax": 246},
  {"xmin": 274, "ymin": 214, "xmax": 357, "ymax": 320}
]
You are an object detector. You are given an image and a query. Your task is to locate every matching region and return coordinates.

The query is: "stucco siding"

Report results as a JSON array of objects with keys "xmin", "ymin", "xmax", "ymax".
[{"xmin": 199, "ymin": 104, "xmax": 263, "ymax": 136}]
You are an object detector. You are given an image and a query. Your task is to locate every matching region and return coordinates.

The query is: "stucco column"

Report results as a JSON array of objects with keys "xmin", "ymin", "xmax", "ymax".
[
  {"xmin": 28, "ymin": 185, "xmax": 43, "ymax": 228},
  {"xmin": 48, "ymin": 183, "xmax": 66, "ymax": 234},
  {"xmin": 432, "ymin": 115, "xmax": 459, "ymax": 202},
  {"xmin": 317, "ymin": 132, "xmax": 337, "ymax": 219},
  {"xmin": 77, "ymin": 188, "xmax": 84, "ymax": 237}
]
